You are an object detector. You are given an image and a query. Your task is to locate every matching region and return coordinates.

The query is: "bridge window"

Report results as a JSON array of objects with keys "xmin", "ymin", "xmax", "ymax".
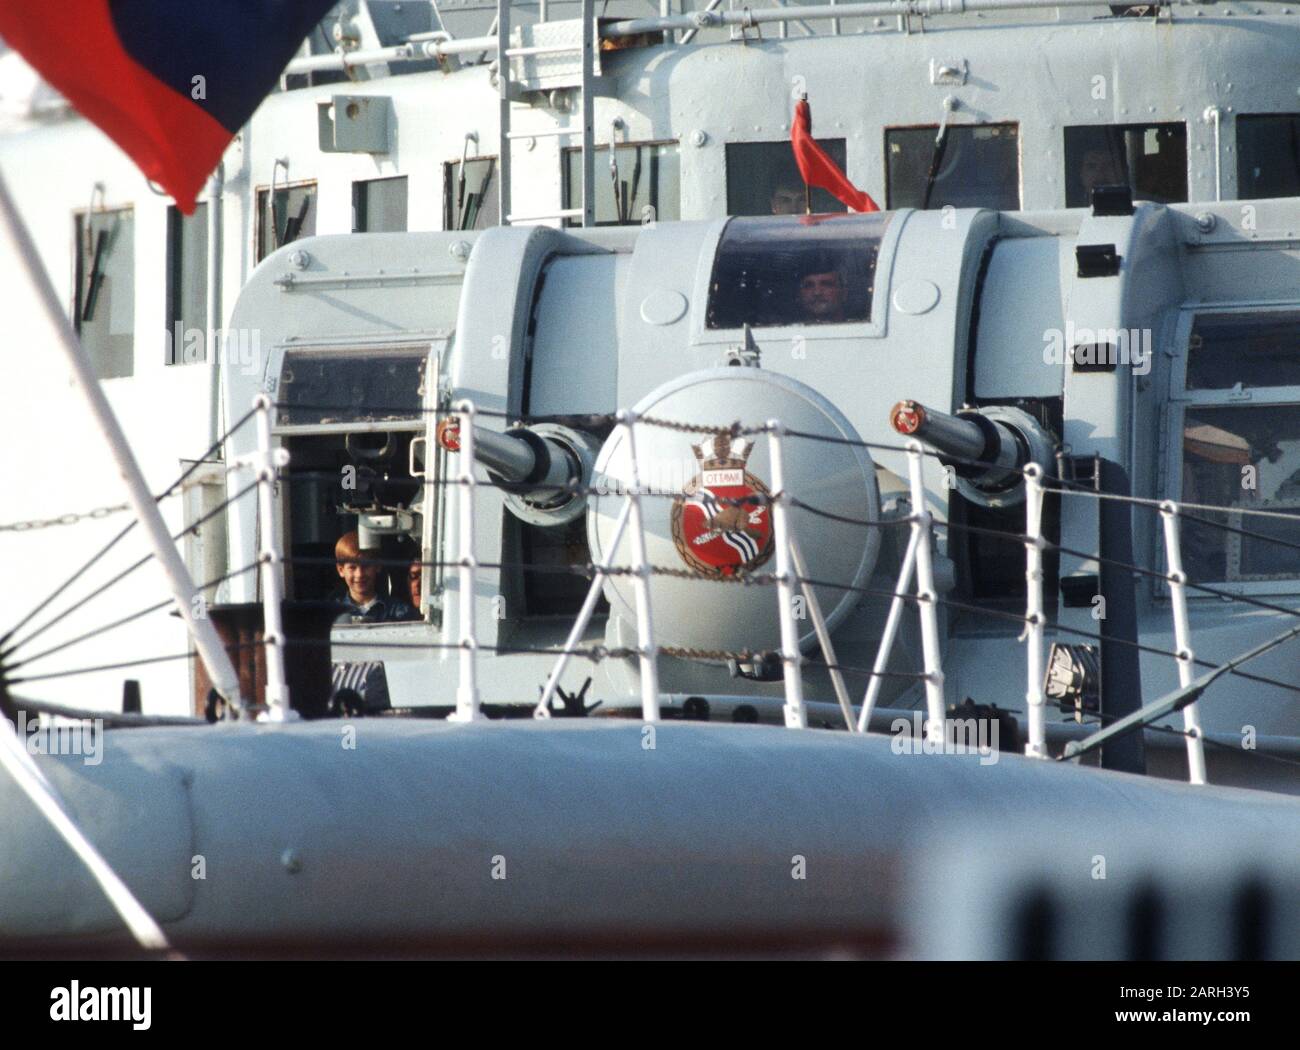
[
  {"xmin": 353, "ymin": 176, "xmax": 408, "ymax": 232},
  {"xmin": 74, "ymin": 206, "xmax": 134, "ymax": 379},
  {"xmin": 444, "ymin": 157, "xmax": 498, "ymax": 230},
  {"xmin": 725, "ymin": 140, "xmax": 849, "ymax": 216},
  {"xmin": 1063, "ymin": 124, "xmax": 1186, "ymax": 208},
  {"xmin": 166, "ymin": 204, "xmax": 207, "ymax": 365},
  {"xmin": 886, "ymin": 124, "xmax": 1020, "ymax": 211},
  {"xmin": 256, "ymin": 181, "xmax": 317, "ymax": 262},
  {"xmin": 1236, "ymin": 114, "xmax": 1300, "ymax": 200},
  {"xmin": 562, "ymin": 141, "xmax": 680, "ymax": 226},
  {"xmin": 705, "ymin": 213, "xmax": 887, "ymax": 329},
  {"xmin": 1179, "ymin": 311, "xmax": 1300, "ymax": 585}
]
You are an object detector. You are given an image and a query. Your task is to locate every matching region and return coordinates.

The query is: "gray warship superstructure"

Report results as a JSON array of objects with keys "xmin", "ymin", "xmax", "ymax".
[{"xmin": 2, "ymin": 2, "xmax": 1300, "ymax": 958}]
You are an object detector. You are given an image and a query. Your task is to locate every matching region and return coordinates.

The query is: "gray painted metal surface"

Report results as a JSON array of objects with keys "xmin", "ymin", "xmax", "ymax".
[{"xmin": 4, "ymin": 720, "xmax": 1297, "ymax": 953}]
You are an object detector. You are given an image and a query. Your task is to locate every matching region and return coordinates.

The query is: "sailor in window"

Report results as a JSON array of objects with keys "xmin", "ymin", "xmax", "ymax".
[
  {"xmin": 796, "ymin": 260, "xmax": 848, "ymax": 324},
  {"xmin": 770, "ymin": 178, "xmax": 806, "ymax": 216},
  {"xmin": 329, "ymin": 531, "xmax": 417, "ymax": 714}
]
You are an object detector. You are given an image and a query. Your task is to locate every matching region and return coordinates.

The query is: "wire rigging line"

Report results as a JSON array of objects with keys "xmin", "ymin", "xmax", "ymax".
[
  {"xmin": 1, "ymin": 479, "xmax": 259, "ymax": 660},
  {"xmin": 0, "ymin": 404, "xmax": 260, "ymax": 654}
]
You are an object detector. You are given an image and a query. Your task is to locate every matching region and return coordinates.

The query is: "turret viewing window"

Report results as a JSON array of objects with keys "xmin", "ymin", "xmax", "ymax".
[
  {"xmin": 444, "ymin": 157, "xmax": 498, "ymax": 230},
  {"xmin": 725, "ymin": 140, "xmax": 850, "ymax": 216},
  {"xmin": 705, "ymin": 213, "xmax": 887, "ymax": 329},
  {"xmin": 1236, "ymin": 115, "xmax": 1300, "ymax": 200},
  {"xmin": 256, "ymin": 181, "xmax": 317, "ymax": 262},
  {"xmin": 1177, "ymin": 310, "xmax": 1300, "ymax": 587},
  {"xmin": 886, "ymin": 124, "xmax": 1020, "ymax": 211},
  {"xmin": 74, "ymin": 206, "xmax": 134, "ymax": 379},
  {"xmin": 1063, "ymin": 124, "xmax": 1187, "ymax": 208},
  {"xmin": 562, "ymin": 141, "xmax": 680, "ymax": 226}
]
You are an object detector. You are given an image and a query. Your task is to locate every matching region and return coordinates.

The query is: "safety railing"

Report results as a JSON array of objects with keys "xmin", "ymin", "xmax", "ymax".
[{"xmin": 227, "ymin": 393, "xmax": 1300, "ymax": 792}]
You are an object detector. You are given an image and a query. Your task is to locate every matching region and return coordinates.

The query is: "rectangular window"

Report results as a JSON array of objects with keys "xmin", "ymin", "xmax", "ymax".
[
  {"xmin": 1186, "ymin": 310, "xmax": 1300, "ymax": 391},
  {"xmin": 1063, "ymin": 123, "xmax": 1187, "ymax": 208},
  {"xmin": 444, "ymin": 157, "xmax": 498, "ymax": 231},
  {"xmin": 563, "ymin": 141, "xmax": 681, "ymax": 226},
  {"xmin": 74, "ymin": 207, "xmax": 134, "ymax": 379},
  {"xmin": 886, "ymin": 124, "xmax": 1020, "ymax": 211},
  {"xmin": 1236, "ymin": 114, "xmax": 1300, "ymax": 200},
  {"xmin": 705, "ymin": 213, "xmax": 888, "ymax": 329},
  {"xmin": 353, "ymin": 176, "xmax": 408, "ymax": 232},
  {"xmin": 1179, "ymin": 310, "xmax": 1300, "ymax": 586},
  {"xmin": 726, "ymin": 139, "xmax": 848, "ymax": 217},
  {"xmin": 256, "ymin": 181, "xmax": 317, "ymax": 262},
  {"xmin": 1181, "ymin": 405, "xmax": 1300, "ymax": 583},
  {"xmin": 166, "ymin": 203, "xmax": 208, "ymax": 365}
]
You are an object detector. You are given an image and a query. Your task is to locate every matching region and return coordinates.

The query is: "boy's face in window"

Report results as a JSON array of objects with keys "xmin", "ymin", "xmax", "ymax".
[
  {"xmin": 337, "ymin": 556, "xmax": 381, "ymax": 604},
  {"xmin": 798, "ymin": 271, "xmax": 846, "ymax": 322}
]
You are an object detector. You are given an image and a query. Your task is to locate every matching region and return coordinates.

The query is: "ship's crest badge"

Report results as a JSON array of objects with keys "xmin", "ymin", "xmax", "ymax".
[{"xmin": 670, "ymin": 432, "xmax": 774, "ymax": 577}]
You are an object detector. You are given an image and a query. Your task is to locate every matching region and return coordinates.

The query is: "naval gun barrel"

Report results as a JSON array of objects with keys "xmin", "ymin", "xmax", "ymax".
[
  {"xmin": 889, "ymin": 399, "xmax": 1055, "ymax": 505},
  {"xmin": 472, "ymin": 426, "xmax": 577, "ymax": 495},
  {"xmin": 439, "ymin": 416, "xmax": 596, "ymax": 521}
]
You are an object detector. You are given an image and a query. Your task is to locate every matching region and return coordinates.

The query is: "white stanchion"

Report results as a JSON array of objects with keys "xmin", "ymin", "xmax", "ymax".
[
  {"xmin": 448, "ymin": 401, "xmax": 485, "ymax": 722},
  {"xmin": 1160, "ymin": 501, "xmax": 1208, "ymax": 785},
  {"xmin": 617, "ymin": 410, "xmax": 661, "ymax": 722},
  {"xmin": 906, "ymin": 443, "xmax": 946, "ymax": 744},
  {"xmin": 1023, "ymin": 464, "xmax": 1047, "ymax": 759}
]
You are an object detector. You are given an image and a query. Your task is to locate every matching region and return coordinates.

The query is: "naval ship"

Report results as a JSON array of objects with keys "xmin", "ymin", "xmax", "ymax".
[{"xmin": 1, "ymin": 1, "xmax": 1299, "ymax": 958}]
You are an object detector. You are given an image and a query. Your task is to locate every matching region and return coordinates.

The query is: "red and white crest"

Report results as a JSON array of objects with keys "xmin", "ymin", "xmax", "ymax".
[{"xmin": 670, "ymin": 432, "xmax": 774, "ymax": 577}]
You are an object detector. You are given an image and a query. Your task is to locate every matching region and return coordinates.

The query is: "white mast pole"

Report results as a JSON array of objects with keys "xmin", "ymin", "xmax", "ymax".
[{"xmin": 0, "ymin": 169, "xmax": 243, "ymax": 708}]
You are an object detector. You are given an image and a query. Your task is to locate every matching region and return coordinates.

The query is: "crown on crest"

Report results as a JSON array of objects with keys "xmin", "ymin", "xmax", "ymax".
[{"xmin": 692, "ymin": 432, "xmax": 754, "ymax": 470}]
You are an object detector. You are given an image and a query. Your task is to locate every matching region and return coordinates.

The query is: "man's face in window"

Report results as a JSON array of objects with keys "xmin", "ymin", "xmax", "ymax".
[
  {"xmin": 770, "ymin": 186, "xmax": 805, "ymax": 215},
  {"xmin": 798, "ymin": 271, "xmax": 846, "ymax": 323}
]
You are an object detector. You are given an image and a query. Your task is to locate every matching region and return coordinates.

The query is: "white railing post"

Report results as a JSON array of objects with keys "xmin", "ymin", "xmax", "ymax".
[
  {"xmin": 1160, "ymin": 501, "xmax": 1208, "ymax": 785},
  {"xmin": 448, "ymin": 400, "xmax": 485, "ymax": 722},
  {"xmin": 787, "ymin": 533, "xmax": 856, "ymax": 731},
  {"xmin": 252, "ymin": 394, "xmax": 295, "ymax": 721},
  {"xmin": 617, "ymin": 410, "xmax": 661, "ymax": 722},
  {"xmin": 767, "ymin": 422, "xmax": 807, "ymax": 729},
  {"xmin": 858, "ymin": 527, "xmax": 919, "ymax": 732},
  {"xmin": 906, "ymin": 442, "xmax": 946, "ymax": 744},
  {"xmin": 535, "ymin": 498, "xmax": 633, "ymax": 718},
  {"xmin": 1023, "ymin": 463, "xmax": 1047, "ymax": 758}
]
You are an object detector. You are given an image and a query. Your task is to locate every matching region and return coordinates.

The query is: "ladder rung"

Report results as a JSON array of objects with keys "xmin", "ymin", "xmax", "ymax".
[
  {"xmin": 506, "ymin": 128, "xmax": 578, "ymax": 140},
  {"xmin": 504, "ymin": 44, "xmax": 581, "ymax": 57},
  {"xmin": 507, "ymin": 209, "xmax": 583, "ymax": 222}
]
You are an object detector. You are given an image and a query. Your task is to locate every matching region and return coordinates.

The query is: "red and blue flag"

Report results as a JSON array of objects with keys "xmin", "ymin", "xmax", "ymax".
[{"xmin": 0, "ymin": 1, "xmax": 338, "ymax": 212}]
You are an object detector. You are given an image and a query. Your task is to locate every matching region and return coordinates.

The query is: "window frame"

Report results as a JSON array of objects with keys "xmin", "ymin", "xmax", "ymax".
[
  {"xmin": 72, "ymin": 204, "xmax": 136, "ymax": 380},
  {"xmin": 165, "ymin": 202, "xmax": 209, "ymax": 366},
  {"xmin": 722, "ymin": 137, "xmax": 851, "ymax": 218},
  {"xmin": 560, "ymin": 138, "xmax": 681, "ymax": 228},
  {"xmin": 352, "ymin": 175, "xmax": 409, "ymax": 233},
  {"xmin": 1165, "ymin": 303, "xmax": 1300, "ymax": 597},
  {"xmin": 442, "ymin": 155, "xmax": 499, "ymax": 231},
  {"xmin": 1061, "ymin": 121, "xmax": 1189, "ymax": 209},
  {"xmin": 255, "ymin": 178, "xmax": 319, "ymax": 263},
  {"xmin": 688, "ymin": 213, "xmax": 903, "ymax": 346},
  {"xmin": 884, "ymin": 121, "xmax": 1022, "ymax": 212},
  {"xmin": 1235, "ymin": 113, "xmax": 1300, "ymax": 201}
]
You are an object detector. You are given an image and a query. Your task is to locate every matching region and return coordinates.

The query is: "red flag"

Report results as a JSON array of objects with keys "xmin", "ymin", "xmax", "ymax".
[
  {"xmin": 791, "ymin": 99, "xmax": 879, "ymax": 213},
  {"xmin": 0, "ymin": 2, "xmax": 337, "ymax": 213}
]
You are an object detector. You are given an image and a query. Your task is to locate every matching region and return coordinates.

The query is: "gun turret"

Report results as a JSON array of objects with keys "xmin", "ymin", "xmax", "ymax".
[{"xmin": 889, "ymin": 399, "xmax": 1055, "ymax": 507}]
